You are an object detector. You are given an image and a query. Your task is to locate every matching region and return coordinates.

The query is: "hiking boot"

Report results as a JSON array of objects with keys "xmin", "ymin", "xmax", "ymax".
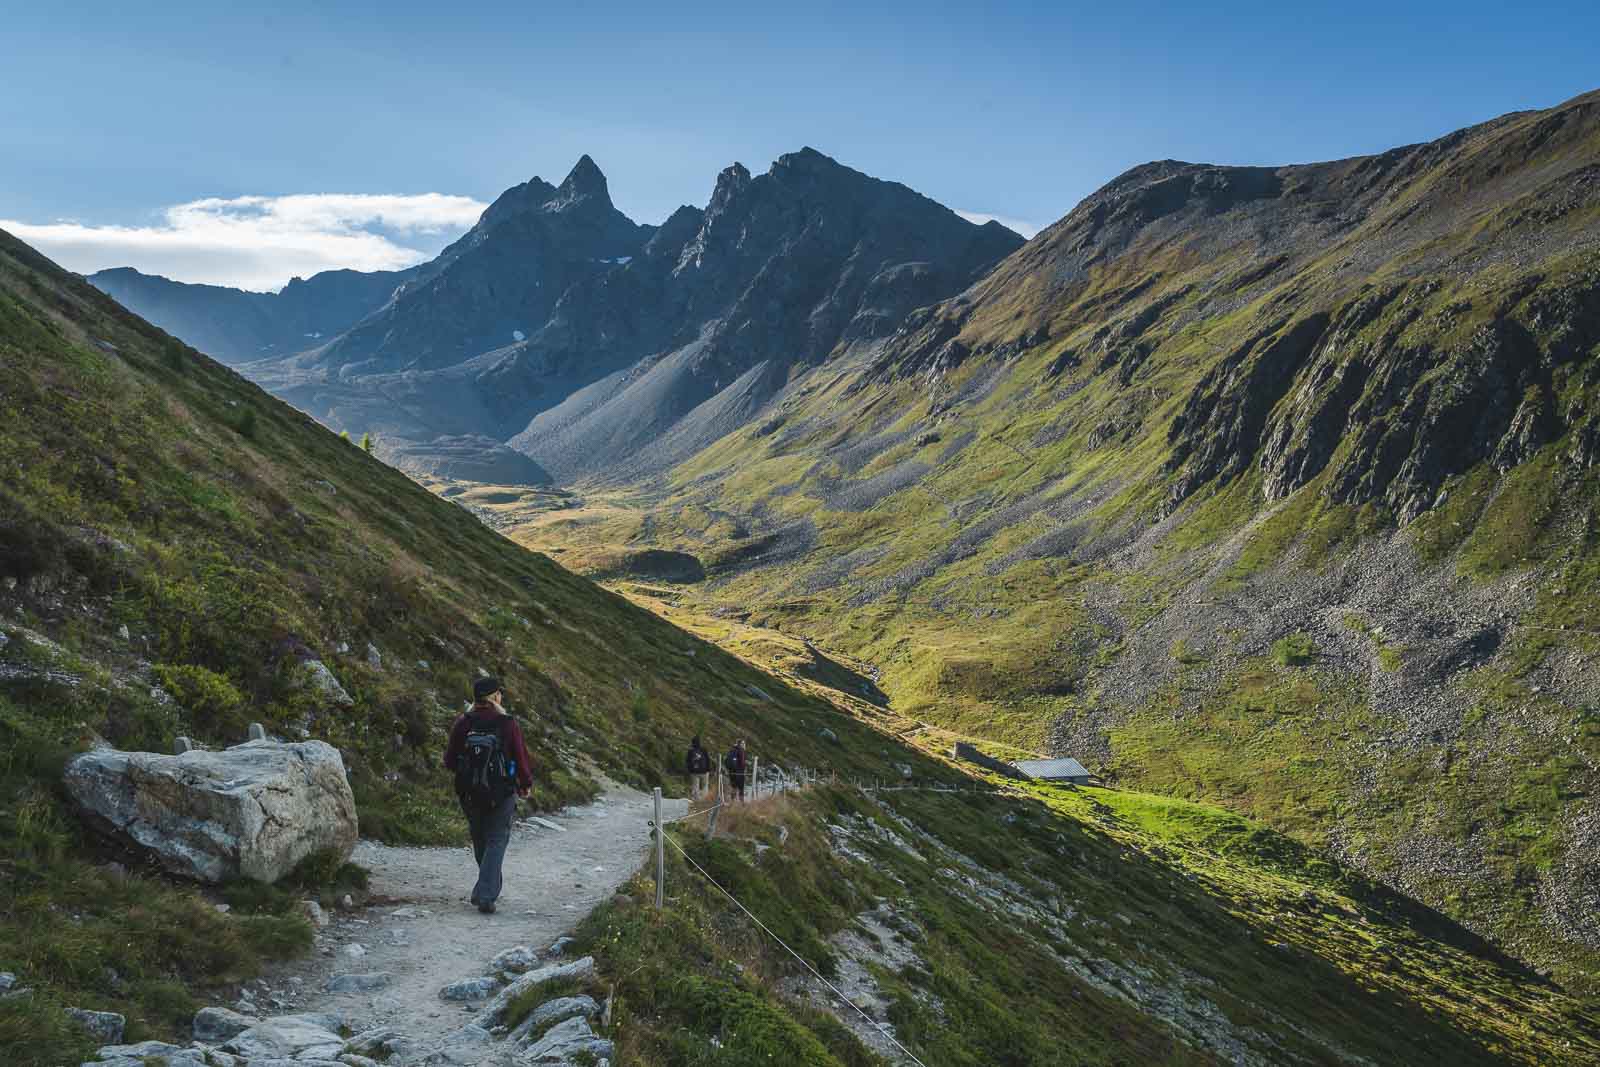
[{"xmin": 477, "ymin": 901, "xmax": 496, "ymax": 914}]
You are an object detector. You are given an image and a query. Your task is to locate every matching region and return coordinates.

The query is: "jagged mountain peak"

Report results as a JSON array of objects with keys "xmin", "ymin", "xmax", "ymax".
[
  {"xmin": 553, "ymin": 153, "xmax": 611, "ymax": 205},
  {"xmin": 770, "ymin": 145, "xmax": 839, "ymax": 173},
  {"xmin": 708, "ymin": 161, "xmax": 753, "ymax": 210}
]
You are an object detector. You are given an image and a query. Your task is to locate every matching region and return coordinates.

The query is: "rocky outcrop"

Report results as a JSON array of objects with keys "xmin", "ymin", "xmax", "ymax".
[
  {"xmin": 521, "ymin": 1014, "xmax": 613, "ymax": 1063},
  {"xmin": 294, "ymin": 659, "xmax": 354, "ymax": 708},
  {"xmin": 63, "ymin": 740, "xmax": 358, "ymax": 884},
  {"xmin": 478, "ymin": 956, "xmax": 596, "ymax": 1028},
  {"xmin": 65, "ymin": 1008, "xmax": 124, "ymax": 1045},
  {"xmin": 1167, "ymin": 313, "xmax": 1331, "ymax": 508}
]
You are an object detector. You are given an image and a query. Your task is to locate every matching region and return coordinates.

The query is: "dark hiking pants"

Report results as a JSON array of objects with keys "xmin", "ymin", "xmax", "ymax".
[{"xmin": 461, "ymin": 793, "xmax": 517, "ymax": 906}]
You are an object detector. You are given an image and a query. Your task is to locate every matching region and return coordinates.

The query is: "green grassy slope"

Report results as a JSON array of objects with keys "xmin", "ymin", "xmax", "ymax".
[
  {"xmin": 580, "ymin": 781, "xmax": 1599, "ymax": 1065},
  {"xmin": 504, "ymin": 91, "xmax": 1600, "ymax": 991}
]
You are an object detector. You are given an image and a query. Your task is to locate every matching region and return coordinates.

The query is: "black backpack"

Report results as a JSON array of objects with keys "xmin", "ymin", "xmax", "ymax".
[
  {"xmin": 455, "ymin": 717, "xmax": 514, "ymax": 802},
  {"xmin": 724, "ymin": 748, "xmax": 743, "ymax": 774}
]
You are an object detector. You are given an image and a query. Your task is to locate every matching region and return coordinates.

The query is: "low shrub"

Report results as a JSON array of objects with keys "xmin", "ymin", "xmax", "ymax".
[{"xmin": 1271, "ymin": 632, "xmax": 1316, "ymax": 667}]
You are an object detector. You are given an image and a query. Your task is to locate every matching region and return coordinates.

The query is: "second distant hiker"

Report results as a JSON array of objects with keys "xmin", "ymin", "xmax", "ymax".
[
  {"xmin": 724, "ymin": 739, "xmax": 748, "ymax": 803},
  {"xmin": 686, "ymin": 735, "xmax": 712, "ymax": 799},
  {"xmin": 444, "ymin": 676, "xmax": 534, "ymax": 914}
]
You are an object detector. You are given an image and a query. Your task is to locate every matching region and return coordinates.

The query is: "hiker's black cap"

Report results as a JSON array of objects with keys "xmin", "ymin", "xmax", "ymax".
[{"xmin": 473, "ymin": 676, "xmax": 502, "ymax": 702}]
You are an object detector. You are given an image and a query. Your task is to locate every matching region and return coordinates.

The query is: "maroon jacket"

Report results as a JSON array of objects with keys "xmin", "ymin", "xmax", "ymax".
[{"xmin": 443, "ymin": 704, "xmax": 535, "ymax": 792}]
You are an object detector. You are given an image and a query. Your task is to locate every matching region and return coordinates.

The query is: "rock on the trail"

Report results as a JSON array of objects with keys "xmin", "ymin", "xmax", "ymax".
[
  {"xmin": 302, "ymin": 899, "xmax": 329, "ymax": 926},
  {"xmin": 342, "ymin": 1026, "xmax": 401, "ymax": 1057},
  {"xmin": 281, "ymin": 1010, "xmax": 350, "ymax": 1033},
  {"xmin": 324, "ymin": 972, "xmax": 393, "ymax": 993},
  {"xmin": 522, "ymin": 1013, "xmax": 613, "ymax": 1063},
  {"xmin": 547, "ymin": 936, "xmax": 575, "ymax": 956},
  {"xmin": 63, "ymin": 739, "xmax": 358, "ymax": 884},
  {"xmin": 339, "ymin": 1054, "xmax": 384, "ymax": 1067},
  {"xmin": 193, "ymin": 1004, "xmax": 257, "ymax": 1042},
  {"xmin": 438, "ymin": 975, "xmax": 501, "ymax": 1001},
  {"xmin": 508, "ymin": 995, "xmax": 600, "ymax": 1045},
  {"xmin": 66, "ymin": 1007, "xmax": 125, "ymax": 1044},
  {"xmin": 478, "ymin": 956, "xmax": 596, "ymax": 1027},
  {"xmin": 419, "ymin": 1022, "xmax": 494, "ymax": 1065},
  {"xmin": 92, "ymin": 1053, "xmax": 212, "ymax": 1067},
  {"xmin": 222, "ymin": 1014, "xmax": 346, "ymax": 1059},
  {"xmin": 88, "ymin": 1040, "xmax": 189, "ymax": 1062},
  {"xmin": 489, "ymin": 945, "xmax": 539, "ymax": 976},
  {"xmin": 341, "ymin": 942, "xmax": 367, "ymax": 959}
]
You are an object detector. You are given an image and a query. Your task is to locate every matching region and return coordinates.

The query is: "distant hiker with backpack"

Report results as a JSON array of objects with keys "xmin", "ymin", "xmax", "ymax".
[
  {"xmin": 443, "ymin": 677, "xmax": 534, "ymax": 914},
  {"xmin": 686, "ymin": 735, "xmax": 712, "ymax": 799},
  {"xmin": 724, "ymin": 739, "xmax": 748, "ymax": 802}
]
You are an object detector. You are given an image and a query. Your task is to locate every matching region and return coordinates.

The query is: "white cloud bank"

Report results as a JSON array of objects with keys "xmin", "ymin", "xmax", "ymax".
[
  {"xmin": 956, "ymin": 210, "xmax": 1042, "ymax": 239},
  {"xmin": 1, "ymin": 192, "xmax": 488, "ymax": 292}
]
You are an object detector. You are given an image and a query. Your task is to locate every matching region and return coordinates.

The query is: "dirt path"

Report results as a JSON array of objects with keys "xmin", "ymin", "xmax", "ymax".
[{"xmin": 257, "ymin": 782, "xmax": 685, "ymax": 1052}]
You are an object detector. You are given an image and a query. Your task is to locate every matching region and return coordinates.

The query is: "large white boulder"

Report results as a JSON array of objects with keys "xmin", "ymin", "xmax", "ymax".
[{"xmin": 63, "ymin": 739, "xmax": 357, "ymax": 884}]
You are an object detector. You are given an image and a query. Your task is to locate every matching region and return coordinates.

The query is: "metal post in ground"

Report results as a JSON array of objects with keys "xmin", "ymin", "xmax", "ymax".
[
  {"xmin": 654, "ymin": 787, "xmax": 665, "ymax": 908},
  {"xmin": 751, "ymin": 756, "xmax": 759, "ymax": 800}
]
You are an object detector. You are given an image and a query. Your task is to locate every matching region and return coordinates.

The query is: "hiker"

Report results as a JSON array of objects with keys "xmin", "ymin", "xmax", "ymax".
[
  {"xmin": 443, "ymin": 676, "xmax": 534, "ymax": 914},
  {"xmin": 724, "ymin": 739, "xmax": 748, "ymax": 802},
  {"xmin": 685, "ymin": 735, "xmax": 712, "ymax": 799}
]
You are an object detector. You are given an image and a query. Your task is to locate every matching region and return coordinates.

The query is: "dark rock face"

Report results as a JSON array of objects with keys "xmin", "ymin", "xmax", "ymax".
[
  {"xmin": 504, "ymin": 148, "xmax": 1023, "ymax": 480},
  {"xmin": 313, "ymin": 156, "xmax": 654, "ymax": 375},
  {"xmin": 1167, "ymin": 313, "xmax": 1331, "ymax": 507}
]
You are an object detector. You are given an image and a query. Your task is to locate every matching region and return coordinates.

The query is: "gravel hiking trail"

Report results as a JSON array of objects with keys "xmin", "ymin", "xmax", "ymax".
[{"xmin": 262, "ymin": 782, "xmax": 687, "ymax": 1051}]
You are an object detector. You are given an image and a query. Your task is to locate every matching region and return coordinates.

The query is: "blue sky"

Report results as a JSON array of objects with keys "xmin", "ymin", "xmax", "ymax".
[{"xmin": 3, "ymin": 1, "xmax": 1596, "ymax": 289}]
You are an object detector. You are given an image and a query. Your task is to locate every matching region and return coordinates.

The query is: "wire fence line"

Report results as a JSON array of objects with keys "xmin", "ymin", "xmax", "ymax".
[
  {"xmin": 640, "ymin": 755, "xmax": 1048, "ymax": 1064},
  {"xmin": 657, "ymin": 825, "xmax": 931, "ymax": 1067}
]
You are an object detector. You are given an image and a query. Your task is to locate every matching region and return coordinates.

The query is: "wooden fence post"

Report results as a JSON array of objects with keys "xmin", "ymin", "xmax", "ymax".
[{"xmin": 654, "ymin": 787, "xmax": 665, "ymax": 909}]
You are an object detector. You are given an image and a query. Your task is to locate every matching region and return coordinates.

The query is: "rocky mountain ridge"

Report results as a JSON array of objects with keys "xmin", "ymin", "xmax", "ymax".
[{"xmin": 93, "ymin": 151, "xmax": 1022, "ymax": 485}]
